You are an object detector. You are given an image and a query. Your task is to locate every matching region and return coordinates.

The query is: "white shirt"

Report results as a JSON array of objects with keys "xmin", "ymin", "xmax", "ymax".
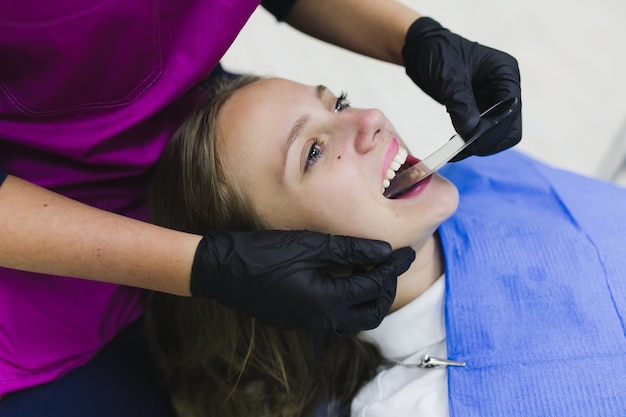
[{"xmin": 351, "ymin": 276, "xmax": 449, "ymax": 417}]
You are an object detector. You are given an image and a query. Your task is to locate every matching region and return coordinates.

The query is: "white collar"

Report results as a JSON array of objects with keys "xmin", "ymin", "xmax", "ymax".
[{"xmin": 357, "ymin": 275, "xmax": 446, "ymax": 360}]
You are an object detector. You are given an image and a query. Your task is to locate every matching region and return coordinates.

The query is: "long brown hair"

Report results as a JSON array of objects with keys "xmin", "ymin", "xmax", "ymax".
[{"xmin": 146, "ymin": 75, "xmax": 382, "ymax": 417}]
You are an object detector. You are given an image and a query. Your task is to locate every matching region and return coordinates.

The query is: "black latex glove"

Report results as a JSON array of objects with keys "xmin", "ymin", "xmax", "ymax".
[
  {"xmin": 190, "ymin": 230, "xmax": 415, "ymax": 336},
  {"xmin": 403, "ymin": 17, "xmax": 522, "ymax": 161}
]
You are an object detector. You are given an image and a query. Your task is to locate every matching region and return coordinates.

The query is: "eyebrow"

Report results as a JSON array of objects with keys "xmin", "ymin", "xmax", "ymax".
[{"xmin": 281, "ymin": 85, "xmax": 328, "ymax": 176}]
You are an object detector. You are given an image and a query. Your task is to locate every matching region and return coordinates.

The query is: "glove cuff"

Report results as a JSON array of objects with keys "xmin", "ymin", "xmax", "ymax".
[
  {"xmin": 404, "ymin": 17, "xmax": 442, "ymax": 45},
  {"xmin": 190, "ymin": 235, "xmax": 214, "ymax": 296},
  {"xmin": 401, "ymin": 17, "xmax": 444, "ymax": 66},
  {"xmin": 401, "ymin": 17, "xmax": 451, "ymax": 106}
]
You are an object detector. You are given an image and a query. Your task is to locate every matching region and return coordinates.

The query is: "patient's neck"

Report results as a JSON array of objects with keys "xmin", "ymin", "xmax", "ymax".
[{"xmin": 389, "ymin": 233, "xmax": 444, "ymax": 313}]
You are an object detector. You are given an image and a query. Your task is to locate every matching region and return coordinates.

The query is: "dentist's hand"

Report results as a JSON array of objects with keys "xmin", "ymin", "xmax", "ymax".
[
  {"xmin": 190, "ymin": 230, "xmax": 415, "ymax": 336},
  {"xmin": 403, "ymin": 17, "xmax": 522, "ymax": 161}
]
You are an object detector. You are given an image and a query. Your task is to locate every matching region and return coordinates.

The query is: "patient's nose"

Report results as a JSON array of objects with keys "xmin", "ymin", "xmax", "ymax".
[{"xmin": 352, "ymin": 109, "xmax": 386, "ymax": 154}]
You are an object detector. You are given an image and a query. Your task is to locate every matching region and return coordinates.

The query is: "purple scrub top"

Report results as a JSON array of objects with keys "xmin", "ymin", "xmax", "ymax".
[{"xmin": 0, "ymin": 0, "xmax": 260, "ymax": 397}]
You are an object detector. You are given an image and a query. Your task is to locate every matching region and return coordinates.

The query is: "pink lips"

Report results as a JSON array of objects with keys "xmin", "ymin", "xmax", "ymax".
[{"xmin": 381, "ymin": 138, "xmax": 400, "ymax": 180}]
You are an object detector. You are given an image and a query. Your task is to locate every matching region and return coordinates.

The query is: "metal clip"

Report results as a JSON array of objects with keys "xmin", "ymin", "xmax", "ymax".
[
  {"xmin": 390, "ymin": 354, "xmax": 466, "ymax": 369},
  {"xmin": 417, "ymin": 354, "xmax": 465, "ymax": 368}
]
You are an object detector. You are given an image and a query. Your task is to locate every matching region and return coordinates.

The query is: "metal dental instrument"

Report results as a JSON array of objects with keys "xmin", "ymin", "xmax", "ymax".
[
  {"xmin": 386, "ymin": 354, "xmax": 466, "ymax": 369},
  {"xmin": 383, "ymin": 97, "xmax": 519, "ymax": 199}
]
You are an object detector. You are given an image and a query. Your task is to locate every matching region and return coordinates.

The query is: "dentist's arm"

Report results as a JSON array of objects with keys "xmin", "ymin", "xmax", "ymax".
[
  {"xmin": 0, "ymin": 174, "xmax": 199, "ymax": 295},
  {"xmin": 281, "ymin": 0, "xmax": 523, "ymax": 157},
  {"xmin": 0, "ymin": 173, "xmax": 414, "ymax": 334},
  {"xmin": 282, "ymin": 0, "xmax": 418, "ymax": 64}
]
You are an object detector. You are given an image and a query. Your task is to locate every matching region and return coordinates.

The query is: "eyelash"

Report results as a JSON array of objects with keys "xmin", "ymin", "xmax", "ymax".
[
  {"xmin": 334, "ymin": 91, "xmax": 350, "ymax": 113},
  {"xmin": 305, "ymin": 91, "xmax": 349, "ymax": 171},
  {"xmin": 305, "ymin": 138, "xmax": 325, "ymax": 171}
]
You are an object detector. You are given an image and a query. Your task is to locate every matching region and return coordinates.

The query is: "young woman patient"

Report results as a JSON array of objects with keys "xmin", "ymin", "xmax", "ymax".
[{"xmin": 147, "ymin": 75, "xmax": 626, "ymax": 417}]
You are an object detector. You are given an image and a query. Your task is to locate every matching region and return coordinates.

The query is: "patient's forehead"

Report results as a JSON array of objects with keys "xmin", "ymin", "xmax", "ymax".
[
  {"xmin": 219, "ymin": 78, "xmax": 288, "ymax": 131},
  {"xmin": 217, "ymin": 77, "xmax": 313, "ymax": 146},
  {"xmin": 216, "ymin": 78, "xmax": 308, "ymax": 181},
  {"xmin": 229, "ymin": 77, "xmax": 304, "ymax": 102}
]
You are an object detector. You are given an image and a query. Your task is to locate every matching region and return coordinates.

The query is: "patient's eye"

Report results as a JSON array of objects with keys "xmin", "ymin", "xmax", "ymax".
[
  {"xmin": 334, "ymin": 91, "xmax": 350, "ymax": 113},
  {"xmin": 305, "ymin": 138, "xmax": 325, "ymax": 171}
]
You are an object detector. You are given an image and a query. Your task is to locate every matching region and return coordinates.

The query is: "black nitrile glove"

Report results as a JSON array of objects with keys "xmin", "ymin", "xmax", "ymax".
[
  {"xmin": 190, "ymin": 230, "xmax": 415, "ymax": 336},
  {"xmin": 403, "ymin": 17, "xmax": 522, "ymax": 161}
]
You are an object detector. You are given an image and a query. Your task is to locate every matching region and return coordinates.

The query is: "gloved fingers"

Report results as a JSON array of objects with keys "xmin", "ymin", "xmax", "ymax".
[
  {"xmin": 211, "ymin": 230, "xmax": 394, "ymax": 273},
  {"xmin": 329, "ymin": 248, "xmax": 413, "ymax": 335},
  {"xmin": 448, "ymin": 45, "xmax": 521, "ymax": 143},
  {"xmin": 333, "ymin": 286, "xmax": 397, "ymax": 336},
  {"xmin": 390, "ymin": 246, "xmax": 416, "ymax": 275},
  {"xmin": 462, "ymin": 109, "xmax": 521, "ymax": 159},
  {"xmin": 299, "ymin": 233, "xmax": 394, "ymax": 267},
  {"xmin": 248, "ymin": 267, "xmax": 396, "ymax": 333},
  {"xmin": 483, "ymin": 74, "xmax": 522, "ymax": 155},
  {"xmin": 270, "ymin": 247, "xmax": 413, "ymax": 333},
  {"xmin": 444, "ymin": 90, "xmax": 482, "ymax": 140},
  {"xmin": 471, "ymin": 46, "xmax": 522, "ymax": 145},
  {"xmin": 450, "ymin": 48, "xmax": 522, "ymax": 161},
  {"xmin": 450, "ymin": 98, "xmax": 521, "ymax": 161},
  {"xmin": 472, "ymin": 47, "xmax": 520, "ymax": 101},
  {"xmin": 325, "ymin": 246, "xmax": 414, "ymax": 307}
]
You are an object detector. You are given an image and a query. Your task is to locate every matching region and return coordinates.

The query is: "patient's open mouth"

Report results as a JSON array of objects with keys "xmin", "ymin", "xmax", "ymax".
[{"xmin": 382, "ymin": 146, "xmax": 420, "ymax": 199}]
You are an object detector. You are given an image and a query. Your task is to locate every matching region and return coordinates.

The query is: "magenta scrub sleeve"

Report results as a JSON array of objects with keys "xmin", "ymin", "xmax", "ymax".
[
  {"xmin": 402, "ymin": 17, "xmax": 522, "ymax": 161},
  {"xmin": 190, "ymin": 229, "xmax": 416, "ymax": 335}
]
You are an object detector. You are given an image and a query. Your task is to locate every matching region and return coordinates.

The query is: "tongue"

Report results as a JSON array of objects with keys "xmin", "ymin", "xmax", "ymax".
[
  {"xmin": 384, "ymin": 159, "xmax": 426, "ymax": 199},
  {"xmin": 384, "ymin": 176, "xmax": 405, "ymax": 199}
]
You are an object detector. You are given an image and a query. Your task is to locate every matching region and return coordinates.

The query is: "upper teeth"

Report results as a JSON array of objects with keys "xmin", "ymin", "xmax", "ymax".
[{"xmin": 382, "ymin": 147, "xmax": 408, "ymax": 193}]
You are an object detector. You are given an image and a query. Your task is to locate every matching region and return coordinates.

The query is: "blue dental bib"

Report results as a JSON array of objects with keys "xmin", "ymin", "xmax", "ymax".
[{"xmin": 439, "ymin": 150, "xmax": 626, "ymax": 417}]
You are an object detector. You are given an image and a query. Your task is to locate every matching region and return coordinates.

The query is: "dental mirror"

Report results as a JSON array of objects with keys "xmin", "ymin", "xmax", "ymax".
[{"xmin": 383, "ymin": 97, "xmax": 519, "ymax": 199}]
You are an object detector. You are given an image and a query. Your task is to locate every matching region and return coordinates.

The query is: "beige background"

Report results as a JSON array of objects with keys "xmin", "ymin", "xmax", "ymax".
[{"xmin": 221, "ymin": 0, "xmax": 626, "ymax": 185}]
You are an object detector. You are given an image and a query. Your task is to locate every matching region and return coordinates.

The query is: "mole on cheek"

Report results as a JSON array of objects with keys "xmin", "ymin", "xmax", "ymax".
[{"xmin": 337, "ymin": 155, "xmax": 342, "ymax": 160}]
